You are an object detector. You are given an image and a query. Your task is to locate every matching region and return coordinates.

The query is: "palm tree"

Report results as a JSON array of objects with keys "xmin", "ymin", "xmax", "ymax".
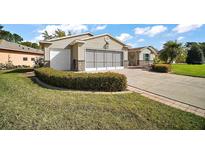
[
  {"xmin": 42, "ymin": 30, "xmax": 53, "ymax": 40},
  {"xmin": 53, "ymin": 28, "xmax": 66, "ymax": 38},
  {"xmin": 162, "ymin": 41, "xmax": 183, "ymax": 64}
]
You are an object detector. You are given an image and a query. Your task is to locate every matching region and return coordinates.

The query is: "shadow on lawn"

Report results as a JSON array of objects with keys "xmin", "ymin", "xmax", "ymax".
[{"xmin": 3, "ymin": 68, "xmax": 34, "ymax": 74}]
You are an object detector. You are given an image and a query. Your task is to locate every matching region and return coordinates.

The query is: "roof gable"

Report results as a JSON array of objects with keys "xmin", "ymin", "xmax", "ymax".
[
  {"xmin": 129, "ymin": 46, "xmax": 158, "ymax": 55},
  {"xmin": 80, "ymin": 34, "xmax": 128, "ymax": 46}
]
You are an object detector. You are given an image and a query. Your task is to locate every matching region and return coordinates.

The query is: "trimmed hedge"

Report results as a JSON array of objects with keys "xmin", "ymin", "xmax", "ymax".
[
  {"xmin": 151, "ymin": 64, "xmax": 171, "ymax": 73},
  {"xmin": 34, "ymin": 67, "xmax": 127, "ymax": 92}
]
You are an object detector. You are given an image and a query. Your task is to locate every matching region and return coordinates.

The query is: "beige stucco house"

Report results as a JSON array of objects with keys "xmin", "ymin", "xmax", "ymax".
[
  {"xmin": 128, "ymin": 46, "xmax": 158, "ymax": 66},
  {"xmin": 40, "ymin": 33, "xmax": 129, "ymax": 71},
  {"xmin": 0, "ymin": 40, "xmax": 44, "ymax": 67}
]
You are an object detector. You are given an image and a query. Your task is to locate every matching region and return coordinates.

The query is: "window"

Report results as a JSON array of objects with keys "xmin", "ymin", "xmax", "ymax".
[
  {"xmin": 23, "ymin": 57, "xmax": 28, "ymax": 61},
  {"xmin": 143, "ymin": 54, "xmax": 150, "ymax": 61},
  {"xmin": 31, "ymin": 58, "xmax": 35, "ymax": 61}
]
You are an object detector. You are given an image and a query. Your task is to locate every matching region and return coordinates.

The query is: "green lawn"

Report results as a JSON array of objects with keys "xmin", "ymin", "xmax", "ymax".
[
  {"xmin": 172, "ymin": 64, "xmax": 205, "ymax": 78},
  {"xmin": 0, "ymin": 70, "xmax": 204, "ymax": 129}
]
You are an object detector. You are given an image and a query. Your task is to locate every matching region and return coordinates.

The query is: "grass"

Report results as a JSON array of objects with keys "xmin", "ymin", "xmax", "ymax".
[
  {"xmin": 172, "ymin": 64, "xmax": 205, "ymax": 78},
  {"xmin": 0, "ymin": 70, "xmax": 204, "ymax": 129}
]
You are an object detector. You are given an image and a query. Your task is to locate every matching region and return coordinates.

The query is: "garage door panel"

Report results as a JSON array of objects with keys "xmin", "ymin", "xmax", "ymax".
[
  {"xmin": 115, "ymin": 53, "xmax": 122, "ymax": 62},
  {"xmin": 85, "ymin": 49, "xmax": 123, "ymax": 70},
  {"xmin": 86, "ymin": 51, "xmax": 94, "ymax": 62},
  {"xmin": 106, "ymin": 52, "xmax": 113, "ymax": 62},
  {"xmin": 86, "ymin": 62, "xmax": 95, "ymax": 68},
  {"xmin": 50, "ymin": 49, "xmax": 70, "ymax": 70}
]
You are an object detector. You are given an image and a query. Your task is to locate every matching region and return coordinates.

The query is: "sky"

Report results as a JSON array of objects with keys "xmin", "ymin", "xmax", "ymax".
[{"xmin": 2, "ymin": 24, "xmax": 205, "ymax": 50}]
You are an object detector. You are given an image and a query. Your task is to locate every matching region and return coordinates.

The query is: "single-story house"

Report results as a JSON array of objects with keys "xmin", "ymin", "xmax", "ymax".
[
  {"xmin": 128, "ymin": 46, "xmax": 158, "ymax": 66},
  {"xmin": 0, "ymin": 39, "xmax": 44, "ymax": 67},
  {"xmin": 39, "ymin": 33, "xmax": 129, "ymax": 71}
]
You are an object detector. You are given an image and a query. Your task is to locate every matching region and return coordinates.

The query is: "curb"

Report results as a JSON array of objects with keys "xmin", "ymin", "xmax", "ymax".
[{"xmin": 128, "ymin": 85, "xmax": 205, "ymax": 118}]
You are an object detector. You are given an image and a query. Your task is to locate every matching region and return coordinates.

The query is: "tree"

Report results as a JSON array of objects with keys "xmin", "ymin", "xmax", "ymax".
[
  {"xmin": 31, "ymin": 43, "xmax": 40, "ymax": 49},
  {"xmin": 175, "ymin": 49, "xmax": 187, "ymax": 63},
  {"xmin": 21, "ymin": 41, "xmax": 40, "ymax": 49},
  {"xmin": 20, "ymin": 41, "xmax": 32, "ymax": 47},
  {"xmin": 42, "ymin": 29, "xmax": 71, "ymax": 40},
  {"xmin": 0, "ymin": 30, "xmax": 14, "ymax": 42},
  {"xmin": 42, "ymin": 30, "xmax": 53, "ymax": 40},
  {"xmin": 12, "ymin": 33, "xmax": 23, "ymax": 43},
  {"xmin": 185, "ymin": 42, "xmax": 198, "ymax": 48},
  {"xmin": 186, "ymin": 44, "xmax": 204, "ymax": 64},
  {"xmin": 199, "ymin": 42, "xmax": 205, "ymax": 58},
  {"xmin": 53, "ymin": 28, "xmax": 66, "ymax": 38},
  {"xmin": 0, "ymin": 25, "xmax": 3, "ymax": 30},
  {"xmin": 159, "ymin": 49, "xmax": 169, "ymax": 63},
  {"xmin": 0, "ymin": 26, "xmax": 23, "ymax": 43},
  {"xmin": 159, "ymin": 41, "xmax": 183, "ymax": 64},
  {"xmin": 67, "ymin": 31, "xmax": 72, "ymax": 36}
]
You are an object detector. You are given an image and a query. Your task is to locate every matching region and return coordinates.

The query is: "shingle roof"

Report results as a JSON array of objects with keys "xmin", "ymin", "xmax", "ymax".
[
  {"xmin": 0, "ymin": 39, "xmax": 44, "ymax": 55},
  {"xmin": 128, "ymin": 46, "xmax": 158, "ymax": 55},
  {"xmin": 40, "ymin": 32, "xmax": 94, "ymax": 42},
  {"xmin": 80, "ymin": 33, "xmax": 128, "ymax": 46}
]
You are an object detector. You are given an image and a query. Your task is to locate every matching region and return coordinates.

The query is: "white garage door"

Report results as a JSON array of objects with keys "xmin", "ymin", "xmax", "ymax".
[
  {"xmin": 86, "ymin": 49, "xmax": 123, "ymax": 71},
  {"xmin": 50, "ymin": 49, "xmax": 71, "ymax": 70}
]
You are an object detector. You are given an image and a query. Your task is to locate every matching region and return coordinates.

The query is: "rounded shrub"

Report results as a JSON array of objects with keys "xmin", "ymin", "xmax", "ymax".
[
  {"xmin": 34, "ymin": 67, "xmax": 127, "ymax": 92},
  {"xmin": 151, "ymin": 64, "xmax": 171, "ymax": 73}
]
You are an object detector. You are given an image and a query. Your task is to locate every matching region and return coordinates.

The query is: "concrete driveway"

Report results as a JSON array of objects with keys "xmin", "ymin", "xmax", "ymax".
[{"xmin": 114, "ymin": 69, "xmax": 205, "ymax": 109}]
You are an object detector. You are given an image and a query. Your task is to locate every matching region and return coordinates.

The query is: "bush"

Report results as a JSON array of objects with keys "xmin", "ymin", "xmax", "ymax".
[
  {"xmin": 0, "ymin": 63, "xmax": 31, "ymax": 70},
  {"xmin": 186, "ymin": 44, "xmax": 204, "ymax": 64},
  {"xmin": 153, "ymin": 56, "xmax": 161, "ymax": 64},
  {"xmin": 34, "ymin": 67, "xmax": 127, "ymax": 92},
  {"xmin": 151, "ymin": 64, "xmax": 171, "ymax": 73},
  {"xmin": 6, "ymin": 68, "xmax": 34, "ymax": 73},
  {"xmin": 34, "ymin": 57, "xmax": 45, "ymax": 68},
  {"xmin": 5, "ymin": 62, "xmax": 15, "ymax": 69},
  {"xmin": 0, "ymin": 63, "xmax": 5, "ymax": 70}
]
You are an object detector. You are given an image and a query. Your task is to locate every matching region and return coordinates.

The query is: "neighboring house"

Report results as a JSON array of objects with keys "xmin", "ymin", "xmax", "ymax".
[
  {"xmin": 39, "ymin": 33, "xmax": 129, "ymax": 71},
  {"xmin": 0, "ymin": 39, "xmax": 44, "ymax": 67},
  {"xmin": 128, "ymin": 46, "xmax": 158, "ymax": 66}
]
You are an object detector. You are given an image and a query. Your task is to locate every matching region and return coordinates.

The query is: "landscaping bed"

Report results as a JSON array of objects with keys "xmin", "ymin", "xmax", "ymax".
[
  {"xmin": 0, "ymin": 70, "xmax": 205, "ymax": 129},
  {"xmin": 34, "ymin": 67, "xmax": 127, "ymax": 92}
]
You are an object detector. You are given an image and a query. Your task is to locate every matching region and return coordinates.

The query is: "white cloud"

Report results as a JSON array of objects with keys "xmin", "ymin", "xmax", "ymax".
[
  {"xmin": 34, "ymin": 35, "xmax": 44, "ymax": 41},
  {"xmin": 172, "ymin": 24, "xmax": 203, "ymax": 33},
  {"xmin": 134, "ymin": 25, "xmax": 167, "ymax": 37},
  {"xmin": 127, "ymin": 42, "xmax": 137, "ymax": 48},
  {"xmin": 134, "ymin": 27, "xmax": 150, "ymax": 35},
  {"xmin": 137, "ymin": 38, "xmax": 145, "ymax": 42},
  {"xmin": 177, "ymin": 36, "xmax": 184, "ymax": 41},
  {"xmin": 95, "ymin": 25, "xmax": 107, "ymax": 31},
  {"xmin": 35, "ymin": 24, "xmax": 88, "ymax": 41},
  {"xmin": 116, "ymin": 33, "xmax": 133, "ymax": 42}
]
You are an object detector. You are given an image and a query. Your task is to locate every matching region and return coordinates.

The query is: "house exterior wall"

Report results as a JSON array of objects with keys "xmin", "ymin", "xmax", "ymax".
[
  {"xmin": 42, "ymin": 34, "xmax": 128, "ymax": 71},
  {"xmin": 0, "ymin": 49, "xmax": 43, "ymax": 67},
  {"xmin": 139, "ymin": 48, "xmax": 155, "ymax": 61},
  {"xmin": 128, "ymin": 48, "xmax": 156, "ymax": 66},
  {"xmin": 138, "ymin": 48, "xmax": 155, "ymax": 66},
  {"xmin": 128, "ymin": 51, "xmax": 137, "ymax": 66},
  {"xmin": 76, "ymin": 36, "xmax": 128, "ymax": 71},
  {"xmin": 43, "ymin": 34, "xmax": 92, "ymax": 61}
]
